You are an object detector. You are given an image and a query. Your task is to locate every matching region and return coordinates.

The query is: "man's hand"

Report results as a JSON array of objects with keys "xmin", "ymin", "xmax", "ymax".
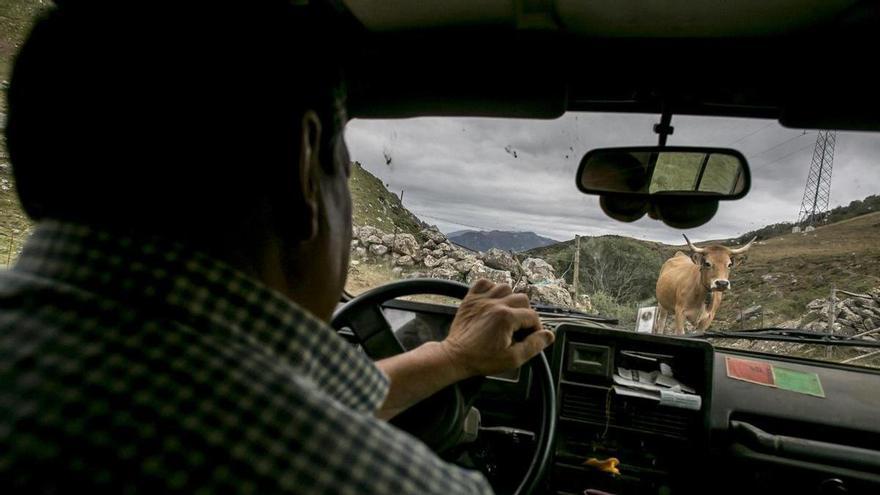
[
  {"xmin": 374, "ymin": 279, "xmax": 554, "ymax": 420},
  {"xmin": 440, "ymin": 279, "xmax": 555, "ymax": 378}
]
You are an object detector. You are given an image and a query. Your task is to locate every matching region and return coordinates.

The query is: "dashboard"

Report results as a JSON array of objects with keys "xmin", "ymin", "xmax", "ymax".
[{"xmin": 376, "ymin": 299, "xmax": 880, "ymax": 495}]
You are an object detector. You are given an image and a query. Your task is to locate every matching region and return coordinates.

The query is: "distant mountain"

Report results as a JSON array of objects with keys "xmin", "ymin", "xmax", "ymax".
[{"xmin": 448, "ymin": 230, "xmax": 558, "ymax": 252}]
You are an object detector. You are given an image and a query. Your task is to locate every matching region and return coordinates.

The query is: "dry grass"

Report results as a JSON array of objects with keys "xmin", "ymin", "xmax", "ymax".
[{"xmin": 712, "ymin": 212, "xmax": 880, "ymax": 329}]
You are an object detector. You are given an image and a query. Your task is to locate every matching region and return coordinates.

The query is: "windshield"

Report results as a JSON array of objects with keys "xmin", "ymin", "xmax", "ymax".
[{"xmin": 343, "ymin": 114, "xmax": 880, "ymax": 369}]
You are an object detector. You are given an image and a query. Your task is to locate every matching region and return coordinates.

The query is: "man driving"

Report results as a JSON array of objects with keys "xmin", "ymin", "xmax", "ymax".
[{"xmin": 0, "ymin": 1, "xmax": 554, "ymax": 493}]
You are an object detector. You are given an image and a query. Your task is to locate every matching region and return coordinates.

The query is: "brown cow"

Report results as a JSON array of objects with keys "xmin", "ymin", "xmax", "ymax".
[{"xmin": 655, "ymin": 235, "xmax": 756, "ymax": 335}]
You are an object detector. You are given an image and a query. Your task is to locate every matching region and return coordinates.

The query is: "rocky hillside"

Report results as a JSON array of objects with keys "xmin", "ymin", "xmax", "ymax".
[
  {"xmin": 448, "ymin": 230, "xmax": 557, "ymax": 252},
  {"xmin": 347, "ymin": 224, "xmax": 589, "ymax": 311},
  {"xmin": 344, "ymin": 162, "xmax": 585, "ymax": 309},
  {"xmin": 796, "ymin": 288, "xmax": 880, "ymax": 336}
]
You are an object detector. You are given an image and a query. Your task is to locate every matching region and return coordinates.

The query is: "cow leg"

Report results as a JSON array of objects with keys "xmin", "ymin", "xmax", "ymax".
[
  {"xmin": 696, "ymin": 312, "xmax": 714, "ymax": 332},
  {"xmin": 674, "ymin": 308, "xmax": 686, "ymax": 335},
  {"xmin": 655, "ymin": 306, "xmax": 668, "ymax": 334}
]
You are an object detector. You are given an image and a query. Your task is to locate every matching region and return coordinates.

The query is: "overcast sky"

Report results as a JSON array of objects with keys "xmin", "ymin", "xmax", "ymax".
[{"xmin": 344, "ymin": 113, "xmax": 880, "ymax": 244}]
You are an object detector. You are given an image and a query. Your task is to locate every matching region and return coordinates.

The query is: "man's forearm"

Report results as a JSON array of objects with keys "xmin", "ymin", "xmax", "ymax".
[{"xmin": 374, "ymin": 341, "xmax": 471, "ymax": 420}]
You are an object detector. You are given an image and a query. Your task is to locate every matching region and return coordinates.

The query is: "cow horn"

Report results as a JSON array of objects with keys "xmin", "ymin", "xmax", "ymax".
[
  {"xmin": 729, "ymin": 236, "xmax": 757, "ymax": 255},
  {"xmin": 683, "ymin": 234, "xmax": 705, "ymax": 253}
]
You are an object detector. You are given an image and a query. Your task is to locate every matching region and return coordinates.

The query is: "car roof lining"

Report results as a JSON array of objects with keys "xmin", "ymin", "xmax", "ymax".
[
  {"xmin": 343, "ymin": 0, "xmax": 860, "ymax": 37},
  {"xmin": 340, "ymin": 2, "xmax": 880, "ymax": 130},
  {"xmin": 346, "ymin": 32, "xmax": 880, "ymax": 130}
]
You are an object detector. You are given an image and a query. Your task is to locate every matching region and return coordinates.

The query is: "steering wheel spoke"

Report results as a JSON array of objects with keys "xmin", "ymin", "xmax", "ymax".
[{"xmin": 337, "ymin": 304, "xmax": 403, "ymax": 360}]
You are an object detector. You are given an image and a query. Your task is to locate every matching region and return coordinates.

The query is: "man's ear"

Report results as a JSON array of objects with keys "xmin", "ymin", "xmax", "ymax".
[
  {"xmin": 691, "ymin": 252, "xmax": 703, "ymax": 265},
  {"xmin": 297, "ymin": 110, "xmax": 323, "ymax": 242}
]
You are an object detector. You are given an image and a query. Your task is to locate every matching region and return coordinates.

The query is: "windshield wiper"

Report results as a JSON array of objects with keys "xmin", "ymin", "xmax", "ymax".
[
  {"xmin": 531, "ymin": 303, "xmax": 618, "ymax": 324},
  {"xmin": 693, "ymin": 327, "xmax": 880, "ymax": 348}
]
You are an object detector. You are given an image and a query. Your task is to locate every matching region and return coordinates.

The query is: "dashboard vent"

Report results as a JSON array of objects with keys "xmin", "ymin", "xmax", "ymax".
[{"xmin": 560, "ymin": 385, "xmax": 696, "ymax": 440}]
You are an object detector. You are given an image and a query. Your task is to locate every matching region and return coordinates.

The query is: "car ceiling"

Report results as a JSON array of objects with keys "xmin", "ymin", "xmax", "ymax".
[
  {"xmin": 344, "ymin": 0, "xmax": 858, "ymax": 37},
  {"xmin": 337, "ymin": 0, "xmax": 880, "ymax": 131}
]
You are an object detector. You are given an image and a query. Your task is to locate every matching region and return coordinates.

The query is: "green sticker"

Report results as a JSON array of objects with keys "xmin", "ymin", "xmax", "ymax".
[{"xmin": 772, "ymin": 367, "xmax": 825, "ymax": 398}]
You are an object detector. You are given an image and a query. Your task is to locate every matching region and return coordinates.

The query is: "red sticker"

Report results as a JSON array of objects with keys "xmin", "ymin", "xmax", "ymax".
[{"xmin": 726, "ymin": 356, "xmax": 775, "ymax": 386}]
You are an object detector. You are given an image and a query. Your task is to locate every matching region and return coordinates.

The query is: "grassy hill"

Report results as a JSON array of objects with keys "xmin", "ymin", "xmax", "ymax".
[
  {"xmin": 349, "ymin": 161, "xmax": 425, "ymax": 238},
  {"xmin": 733, "ymin": 194, "xmax": 880, "ymax": 244},
  {"xmin": 713, "ymin": 211, "xmax": 880, "ymax": 329},
  {"xmin": 528, "ymin": 235, "xmax": 669, "ymax": 301},
  {"xmin": 528, "ymin": 235, "xmax": 672, "ymax": 323}
]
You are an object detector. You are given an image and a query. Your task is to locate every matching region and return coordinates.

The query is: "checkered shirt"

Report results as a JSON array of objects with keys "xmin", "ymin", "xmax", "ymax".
[{"xmin": 0, "ymin": 221, "xmax": 492, "ymax": 494}]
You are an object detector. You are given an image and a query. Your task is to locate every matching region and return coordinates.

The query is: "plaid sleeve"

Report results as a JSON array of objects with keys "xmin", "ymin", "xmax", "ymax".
[{"xmin": 278, "ymin": 379, "xmax": 495, "ymax": 495}]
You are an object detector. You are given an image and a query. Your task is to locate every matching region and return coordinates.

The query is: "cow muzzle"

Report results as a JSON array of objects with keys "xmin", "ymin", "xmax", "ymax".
[{"xmin": 713, "ymin": 279, "xmax": 730, "ymax": 291}]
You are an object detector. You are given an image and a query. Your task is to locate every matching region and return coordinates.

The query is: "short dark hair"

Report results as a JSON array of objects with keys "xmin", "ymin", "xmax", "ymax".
[{"xmin": 6, "ymin": 1, "xmax": 348, "ymax": 241}]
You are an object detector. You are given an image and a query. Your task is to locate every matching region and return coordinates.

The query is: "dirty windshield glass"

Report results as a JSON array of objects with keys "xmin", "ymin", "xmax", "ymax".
[{"xmin": 342, "ymin": 115, "xmax": 880, "ymax": 368}]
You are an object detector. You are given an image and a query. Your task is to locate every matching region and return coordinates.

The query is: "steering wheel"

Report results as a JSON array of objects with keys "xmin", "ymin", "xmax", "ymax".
[{"xmin": 331, "ymin": 278, "xmax": 556, "ymax": 495}]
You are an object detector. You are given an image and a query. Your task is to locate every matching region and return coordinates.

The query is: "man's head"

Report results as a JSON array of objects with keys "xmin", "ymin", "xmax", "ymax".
[
  {"xmin": 684, "ymin": 234, "xmax": 756, "ymax": 292},
  {"xmin": 6, "ymin": 1, "xmax": 355, "ymax": 320}
]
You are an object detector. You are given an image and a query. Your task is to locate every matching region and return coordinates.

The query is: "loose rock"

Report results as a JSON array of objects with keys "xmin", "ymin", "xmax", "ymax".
[
  {"xmin": 420, "ymin": 227, "xmax": 447, "ymax": 244},
  {"xmin": 392, "ymin": 234, "xmax": 420, "ymax": 257},
  {"xmin": 423, "ymin": 255, "xmax": 442, "ymax": 268},
  {"xmin": 467, "ymin": 263, "xmax": 513, "ymax": 286},
  {"xmin": 396, "ymin": 255, "xmax": 415, "ymax": 267},
  {"xmin": 431, "ymin": 267, "xmax": 463, "ymax": 282},
  {"xmin": 527, "ymin": 283, "xmax": 573, "ymax": 308},
  {"xmin": 484, "ymin": 248, "xmax": 519, "ymax": 273},
  {"xmin": 522, "ymin": 258, "xmax": 556, "ymax": 284},
  {"xmin": 369, "ymin": 244, "xmax": 389, "ymax": 256}
]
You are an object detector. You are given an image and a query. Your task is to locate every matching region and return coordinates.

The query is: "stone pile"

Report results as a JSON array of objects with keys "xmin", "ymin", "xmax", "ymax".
[
  {"xmin": 351, "ymin": 225, "xmax": 590, "ymax": 310},
  {"xmin": 798, "ymin": 288, "xmax": 880, "ymax": 336}
]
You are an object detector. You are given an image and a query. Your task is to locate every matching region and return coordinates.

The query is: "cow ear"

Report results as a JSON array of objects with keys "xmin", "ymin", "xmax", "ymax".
[
  {"xmin": 691, "ymin": 252, "xmax": 703, "ymax": 265},
  {"xmin": 733, "ymin": 254, "xmax": 748, "ymax": 266}
]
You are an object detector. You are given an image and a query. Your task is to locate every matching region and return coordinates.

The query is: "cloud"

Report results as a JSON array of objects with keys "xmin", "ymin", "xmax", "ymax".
[{"xmin": 345, "ymin": 113, "xmax": 880, "ymax": 245}]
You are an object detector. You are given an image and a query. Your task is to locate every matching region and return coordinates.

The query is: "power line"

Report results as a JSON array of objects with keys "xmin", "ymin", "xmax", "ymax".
[
  {"xmin": 418, "ymin": 212, "xmax": 507, "ymax": 233},
  {"xmin": 725, "ymin": 121, "xmax": 776, "ymax": 147},
  {"xmin": 751, "ymin": 141, "xmax": 815, "ymax": 167},
  {"xmin": 747, "ymin": 130, "xmax": 810, "ymax": 159}
]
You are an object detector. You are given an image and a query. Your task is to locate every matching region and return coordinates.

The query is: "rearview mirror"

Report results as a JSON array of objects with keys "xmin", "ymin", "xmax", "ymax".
[{"xmin": 576, "ymin": 147, "xmax": 750, "ymax": 199}]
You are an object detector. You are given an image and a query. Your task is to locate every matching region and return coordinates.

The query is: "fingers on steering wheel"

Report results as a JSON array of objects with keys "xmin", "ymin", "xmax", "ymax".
[
  {"xmin": 501, "ymin": 293, "xmax": 531, "ymax": 308},
  {"xmin": 468, "ymin": 278, "xmax": 495, "ymax": 295},
  {"xmin": 486, "ymin": 282, "xmax": 513, "ymax": 298},
  {"xmin": 508, "ymin": 307, "xmax": 553, "ymax": 358},
  {"xmin": 508, "ymin": 307, "xmax": 542, "ymax": 333},
  {"xmin": 512, "ymin": 329, "xmax": 555, "ymax": 363}
]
